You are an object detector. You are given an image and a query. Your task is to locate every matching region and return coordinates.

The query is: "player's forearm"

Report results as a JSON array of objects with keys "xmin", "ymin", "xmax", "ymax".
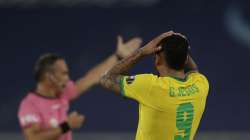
[
  {"xmin": 100, "ymin": 49, "xmax": 144, "ymax": 93},
  {"xmin": 107, "ymin": 49, "xmax": 144, "ymax": 75},
  {"xmin": 76, "ymin": 54, "xmax": 118, "ymax": 94},
  {"xmin": 185, "ymin": 55, "xmax": 199, "ymax": 72}
]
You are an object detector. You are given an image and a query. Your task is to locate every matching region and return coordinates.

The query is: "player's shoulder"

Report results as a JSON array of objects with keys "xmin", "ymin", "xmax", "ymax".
[
  {"xmin": 134, "ymin": 73, "xmax": 159, "ymax": 79},
  {"xmin": 186, "ymin": 71, "xmax": 209, "ymax": 89},
  {"xmin": 122, "ymin": 74, "xmax": 158, "ymax": 87},
  {"xmin": 187, "ymin": 71, "xmax": 208, "ymax": 80},
  {"xmin": 132, "ymin": 74, "xmax": 159, "ymax": 82}
]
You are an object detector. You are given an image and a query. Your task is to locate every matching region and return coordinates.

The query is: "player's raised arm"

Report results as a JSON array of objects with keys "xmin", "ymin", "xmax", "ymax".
[
  {"xmin": 74, "ymin": 36, "xmax": 142, "ymax": 97},
  {"xmin": 99, "ymin": 49, "xmax": 144, "ymax": 94},
  {"xmin": 100, "ymin": 31, "xmax": 174, "ymax": 94}
]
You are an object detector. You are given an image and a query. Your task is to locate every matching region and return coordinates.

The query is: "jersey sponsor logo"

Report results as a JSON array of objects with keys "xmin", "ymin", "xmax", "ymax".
[
  {"xmin": 20, "ymin": 114, "xmax": 40, "ymax": 125},
  {"xmin": 126, "ymin": 76, "xmax": 135, "ymax": 85}
]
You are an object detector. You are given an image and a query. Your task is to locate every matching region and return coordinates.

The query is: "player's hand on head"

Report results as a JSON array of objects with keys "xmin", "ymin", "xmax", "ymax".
[
  {"xmin": 67, "ymin": 111, "xmax": 85, "ymax": 129},
  {"xmin": 173, "ymin": 32, "xmax": 190, "ymax": 49},
  {"xmin": 174, "ymin": 32, "xmax": 187, "ymax": 39},
  {"xmin": 116, "ymin": 35, "xmax": 142, "ymax": 58},
  {"xmin": 141, "ymin": 31, "xmax": 175, "ymax": 55}
]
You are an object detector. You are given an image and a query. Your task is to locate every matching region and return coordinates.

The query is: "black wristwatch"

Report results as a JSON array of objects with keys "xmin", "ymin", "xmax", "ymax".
[{"xmin": 59, "ymin": 121, "xmax": 71, "ymax": 134}]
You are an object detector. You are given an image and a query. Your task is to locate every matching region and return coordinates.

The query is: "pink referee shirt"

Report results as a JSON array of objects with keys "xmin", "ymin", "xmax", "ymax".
[{"xmin": 18, "ymin": 81, "xmax": 78, "ymax": 140}]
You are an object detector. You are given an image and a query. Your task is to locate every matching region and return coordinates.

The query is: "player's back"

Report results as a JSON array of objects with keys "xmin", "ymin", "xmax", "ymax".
[
  {"xmin": 121, "ymin": 72, "xmax": 209, "ymax": 140},
  {"xmin": 140, "ymin": 72, "xmax": 209, "ymax": 140}
]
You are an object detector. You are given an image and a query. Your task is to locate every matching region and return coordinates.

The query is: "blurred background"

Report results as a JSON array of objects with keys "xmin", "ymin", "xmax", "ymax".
[{"xmin": 0, "ymin": 0, "xmax": 250, "ymax": 139}]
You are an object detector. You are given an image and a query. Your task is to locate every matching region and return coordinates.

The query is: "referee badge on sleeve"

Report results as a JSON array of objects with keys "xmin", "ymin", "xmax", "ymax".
[
  {"xmin": 20, "ymin": 114, "xmax": 40, "ymax": 125},
  {"xmin": 126, "ymin": 76, "xmax": 135, "ymax": 85}
]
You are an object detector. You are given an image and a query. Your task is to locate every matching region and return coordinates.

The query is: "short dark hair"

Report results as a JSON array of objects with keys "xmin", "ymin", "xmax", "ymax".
[
  {"xmin": 34, "ymin": 53, "xmax": 64, "ymax": 82},
  {"xmin": 159, "ymin": 34, "xmax": 189, "ymax": 70}
]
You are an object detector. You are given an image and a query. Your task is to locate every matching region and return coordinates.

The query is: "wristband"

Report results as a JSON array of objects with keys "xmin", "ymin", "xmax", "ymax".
[{"xmin": 60, "ymin": 122, "xmax": 71, "ymax": 134}]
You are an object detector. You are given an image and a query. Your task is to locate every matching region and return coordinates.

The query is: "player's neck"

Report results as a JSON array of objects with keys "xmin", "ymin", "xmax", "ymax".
[
  {"xmin": 36, "ymin": 82, "xmax": 58, "ymax": 98},
  {"xmin": 159, "ymin": 68, "xmax": 185, "ymax": 79}
]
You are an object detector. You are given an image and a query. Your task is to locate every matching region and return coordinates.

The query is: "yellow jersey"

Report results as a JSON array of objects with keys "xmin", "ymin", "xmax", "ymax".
[{"xmin": 120, "ymin": 72, "xmax": 209, "ymax": 140}]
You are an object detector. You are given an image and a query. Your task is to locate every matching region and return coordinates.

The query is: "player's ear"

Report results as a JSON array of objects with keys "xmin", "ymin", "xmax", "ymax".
[
  {"xmin": 155, "ymin": 53, "xmax": 163, "ymax": 66},
  {"xmin": 46, "ymin": 72, "xmax": 56, "ymax": 84}
]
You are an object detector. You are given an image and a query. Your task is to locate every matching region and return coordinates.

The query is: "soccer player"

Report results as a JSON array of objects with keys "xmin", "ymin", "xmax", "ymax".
[
  {"xmin": 100, "ymin": 31, "xmax": 209, "ymax": 140},
  {"xmin": 18, "ymin": 36, "xmax": 142, "ymax": 140}
]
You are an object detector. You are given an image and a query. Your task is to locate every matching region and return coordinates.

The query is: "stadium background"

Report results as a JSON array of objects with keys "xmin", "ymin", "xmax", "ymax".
[{"xmin": 0, "ymin": 0, "xmax": 250, "ymax": 139}]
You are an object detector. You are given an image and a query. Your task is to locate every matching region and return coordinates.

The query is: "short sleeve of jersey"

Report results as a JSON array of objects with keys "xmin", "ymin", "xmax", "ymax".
[
  {"xmin": 61, "ymin": 80, "xmax": 78, "ymax": 101},
  {"xmin": 120, "ymin": 74, "xmax": 156, "ymax": 103},
  {"xmin": 18, "ymin": 101, "xmax": 41, "ymax": 129},
  {"xmin": 188, "ymin": 72, "xmax": 209, "ymax": 96}
]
